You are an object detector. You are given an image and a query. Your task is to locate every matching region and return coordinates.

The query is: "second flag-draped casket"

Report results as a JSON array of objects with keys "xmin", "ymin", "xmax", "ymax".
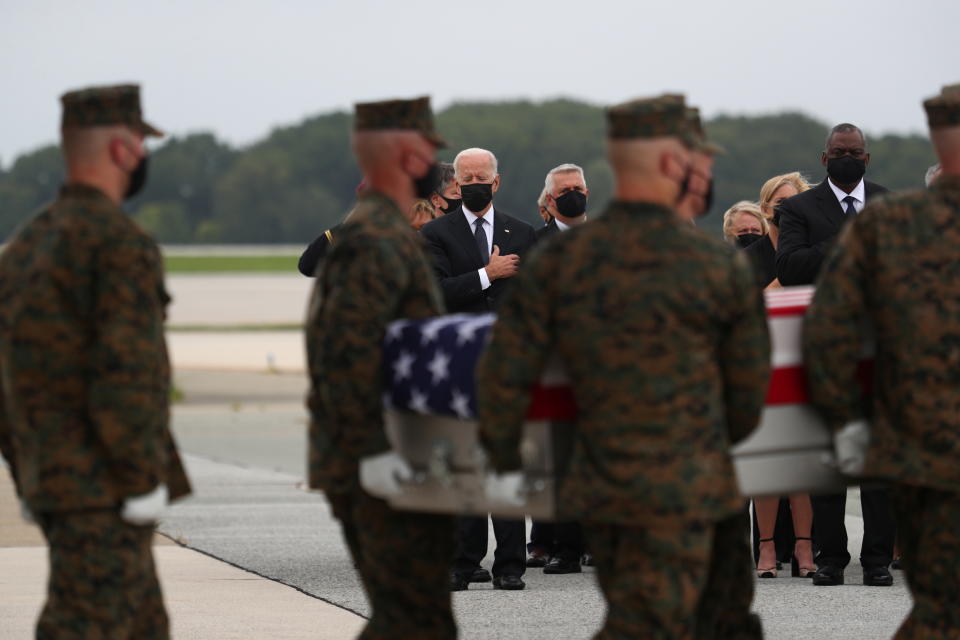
[{"xmin": 372, "ymin": 286, "xmax": 856, "ymax": 519}]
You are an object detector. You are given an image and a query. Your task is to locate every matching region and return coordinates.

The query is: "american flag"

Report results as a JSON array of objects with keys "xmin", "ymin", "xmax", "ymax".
[{"xmin": 382, "ymin": 313, "xmax": 497, "ymax": 420}]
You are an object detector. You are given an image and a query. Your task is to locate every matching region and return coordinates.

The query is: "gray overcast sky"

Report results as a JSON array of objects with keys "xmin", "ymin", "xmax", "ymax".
[{"xmin": 2, "ymin": 0, "xmax": 958, "ymax": 164}]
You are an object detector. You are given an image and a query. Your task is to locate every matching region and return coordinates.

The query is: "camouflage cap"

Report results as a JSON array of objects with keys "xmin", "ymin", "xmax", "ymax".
[
  {"xmin": 354, "ymin": 96, "xmax": 447, "ymax": 148},
  {"xmin": 606, "ymin": 94, "xmax": 698, "ymax": 148},
  {"xmin": 686, "ymin": 107, "xmax": 725, "ymax": 155},
  {"xmin": 924, "ymin": 83, "xmax": 960, "ymax": 130},
  {"xmin": 60, "ymin": 84, "xmax": 163, "ymax": 136}
]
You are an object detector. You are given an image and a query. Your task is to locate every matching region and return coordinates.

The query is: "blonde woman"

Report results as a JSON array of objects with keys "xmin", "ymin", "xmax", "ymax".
[
  {"xmin": 721, "ymin": 201, "xmax": 767, "ymax": 246},
  {"xmin": 750, "ymin": 172, "xmax": 815, "ymax": 579},
  {"xmin": 745, "ymin": 172, "xmax": 812, "ymax": 289}
]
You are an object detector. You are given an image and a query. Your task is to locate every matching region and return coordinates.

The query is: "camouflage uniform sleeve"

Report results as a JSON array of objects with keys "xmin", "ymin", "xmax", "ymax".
[
  {"xmin": 719, "ymin": 251, "xmax": 772, "ymax": 444},
  {"xmin": 313, "ymin": 237, "xmax": 411, "ymax": 459},
  {"xmin": 802, "ymin": 212, "xmax": 873, "ymax": 430},
  {"xmin": 89, "ymin": 233, "xmax": 170, "ymax": 497},
  {"xmin": 0, "ymin": 359, "xmax": 17, "ymax": 486},
  {"xmin": 478, "ymin": 248, "xmax": 554, "ymax": 472}
]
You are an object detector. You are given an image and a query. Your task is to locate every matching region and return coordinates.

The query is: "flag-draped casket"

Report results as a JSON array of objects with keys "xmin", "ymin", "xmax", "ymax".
[{"xmin": 374, "ymin": 286, "xmax": 857, "ymax": 518}]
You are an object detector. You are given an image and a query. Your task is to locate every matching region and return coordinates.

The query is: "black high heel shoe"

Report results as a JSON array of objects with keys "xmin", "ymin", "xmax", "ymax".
[
  {"xmin": 792, "ymin": 537, "xmax": 817, "ymax": 578},
  {"xmin": 756, "ymin": 538, "xmax": 777, "ymax": 578}
]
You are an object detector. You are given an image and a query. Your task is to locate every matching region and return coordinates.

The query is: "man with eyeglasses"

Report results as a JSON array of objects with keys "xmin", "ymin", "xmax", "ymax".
[
  {"xmin": 775, "ymin": 123, "xmax": 895, "ymax": 588},
  {"xmin": 776, "ymin": 123, "xmax": 888, "ymax": 286}
]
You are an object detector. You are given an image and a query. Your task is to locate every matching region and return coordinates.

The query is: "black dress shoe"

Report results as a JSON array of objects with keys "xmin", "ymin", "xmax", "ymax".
[
  {"xmin": 863, "ymin": 566, "xmax": 894, "ymax": 587},
  {"xmin": 493, "ymin": 575, "xmax": 525, "ymax": 590},
  {"xmin": 811, "ymin": 565, "xmax": 844, "ymax": 586},
  {"xmin": 891, "ymin": 557, "xmax": 902, "ymax": 570},
  {"xmin": 469, "ymin": 568, "xmax": 492, "ymax": 583},
  {"xmin": 543, "ymin": 556, "xmax": 582, "ymax": 574},
  {"xmin": 449, "ymin": 573, "xmax": 469, "ymax": 592},
  {"xmin": 581, "ymin": 553, "xmax": 594, "ymax": 567},
  {"xmin": 526, "ymin": 548, "xmax": 549, "ymax": 568}
]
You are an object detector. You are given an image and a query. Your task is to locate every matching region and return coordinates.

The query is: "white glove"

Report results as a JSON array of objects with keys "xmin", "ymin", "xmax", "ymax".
[
  {"xmin": 359, "ymin": 452, "xmax": 414, "ymax": 498},
  {"xmin": 834, "ymin": 420, "xmax": 870, "ymax": 476},
  {"xmin": 121, "ymin": 484, "xmax": 169, "ymax": 526},
  {"xmin": 20, "ymin": 500, "xmax": 35, "ymax": 525},
  {"xmin": 484, "ymin": 471, "xmax": 526, "ymax": 507}
]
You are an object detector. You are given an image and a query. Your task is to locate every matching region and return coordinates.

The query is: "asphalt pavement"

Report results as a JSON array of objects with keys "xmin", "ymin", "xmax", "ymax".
[{"xmin": 161, "ymin": 369, "xmax": 913, "ymax": 640}]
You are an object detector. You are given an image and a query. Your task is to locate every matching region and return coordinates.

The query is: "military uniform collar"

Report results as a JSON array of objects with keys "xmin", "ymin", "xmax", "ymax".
[
  {"xmin": 59, "ymin": 182, "xmax": 113, "ymax": 203},
  {"xmin": 606, "ymin": 199, "xmax": 676, "ymax": 218},
  {"xmin": 932, "ymin": 174, "xmax": 960, "ymax": 192}
]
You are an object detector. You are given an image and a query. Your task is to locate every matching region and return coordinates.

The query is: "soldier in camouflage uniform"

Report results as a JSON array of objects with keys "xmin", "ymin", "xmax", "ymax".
[
  {"xmin": 305, "ymin": 96, "xmax": 457, "ymax": 640},
  {"xmin": 0, "ymin": 84, "xmax": 191, "ymax": 639},
  {"xmin": 674, "ymin": 107, "xmax": 765, "ymax": 640},
  {"xmin": 477, "ymin": 95, "xmax": 770, "ymax": 640},
  {"xmin": 804, "ymin": 83, "xmax": 960, "ymax": 639}
]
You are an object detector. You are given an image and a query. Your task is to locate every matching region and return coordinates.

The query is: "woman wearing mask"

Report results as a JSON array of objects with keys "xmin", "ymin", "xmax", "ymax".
[
  {"xmin": 722, "ymin": 201, "xmax": 767, "ymax": 247},
  {"xmin": 749, "ymin": 172, "xmax": 815, "ymax": 578},
  {"xmin": 745, "ymin": 173, "xmax": 812, "ymax": 290}
]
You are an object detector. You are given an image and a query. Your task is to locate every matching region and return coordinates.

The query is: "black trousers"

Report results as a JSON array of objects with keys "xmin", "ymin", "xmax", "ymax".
[
  {"xmin": 529, "ymin": 520, "xmax": 585, "ymax": 561},
  {"xmin": 453, "ymin": 515, "xmax": 526, "ymax": 578},
  {"xmin": 812, "ymin": 486, "xmax": 896, "ymax": 569}
]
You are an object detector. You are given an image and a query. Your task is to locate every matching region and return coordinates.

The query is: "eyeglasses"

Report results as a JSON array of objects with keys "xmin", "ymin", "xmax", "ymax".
[{"xmin": 827, "ymin": 147, "xmax": 866, "ymax": 158}]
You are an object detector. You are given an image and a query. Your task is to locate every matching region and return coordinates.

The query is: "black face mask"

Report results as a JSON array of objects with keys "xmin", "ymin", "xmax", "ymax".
[
  {"xmin": 414, "ymin": 162, "xmax": 441, "ymax": 200},
  {"xmin": 125, "ymin": 155, "xmax": 149, "ymax": 200},
  {"xmin": 439, "ymin": 195, "xmax": 461, "ymax": 213},
  {"xmin": 700, "ymin": 178, "xmax": 715, "ymax": 217},
  {"xmin": 553, "ymin": 190, "xmax": 587, "ymax": 217},
  {"xmin": 736, "ymin": 233, "xmax": 763, "ymax": 249},
  {"xmin": 771, "ymin": 205, "xmax": 783, "ymax": 228},
  {"xmin": 676, "ymin": 168, "xmax": 714, "ymax": 217},
  {"xmin": 826, "ymin": 155, "xmax": 866, "ymax": 186},
  {"xmin": 460, "ymin": 182, "xmax": 494, "ymax": 212}
]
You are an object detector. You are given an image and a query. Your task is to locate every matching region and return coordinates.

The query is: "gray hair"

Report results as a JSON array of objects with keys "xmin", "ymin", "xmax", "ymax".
[
  {"xmin": 537, "ymin": 186, "xmax": 548, "ymax": 208},
  {"xmin": 925, "ymin": 163, "xmax": 942, "ymax": 187},
  {"xmin": 435, "ymin": 162, "xmax": 456, "ymax": 194},
  {"xmin": 544, "ymin": 163, "xmax": 586, "ymax": 193},
  {"xmin": 453, "ymin": 148, "xmax": 498, "ymax": 179},
  {"xmin": 825, "ymin": 123, "xmax": 867, "ymax": 151}
]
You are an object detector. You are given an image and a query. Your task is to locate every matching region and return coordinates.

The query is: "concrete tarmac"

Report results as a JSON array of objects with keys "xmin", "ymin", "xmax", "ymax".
[
  {"xmin": 164, "ymin": 370, "xmax": 913, "ymax": 640},
  {"xmin": 1, "ymin": 369, "xmax": 913, "ymax": 639}
]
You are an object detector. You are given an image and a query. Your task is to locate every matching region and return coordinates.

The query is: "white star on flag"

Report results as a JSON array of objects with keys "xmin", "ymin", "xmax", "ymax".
[
  {"xmin": 450, "ymin": 388, "xmax": 472, "ymax": 419},
  {"xmin": 393, "ymin": 350, "xmax": 415, "ymax": 382},
  {"xmin": 385, "ymin": 320, "xmax": 410, "ymax": 343},
  {"xmin": 427, "ymin": 350, "xmax": 451, "ymax": 384},
  {"xmin": 409, "ymin": 388, "xmax": 430, "ymax": 414},
  {"xmin": 456, "ymin": 315, "xmax": 495, "ymax": 346},
  {"xmin": 419, "ymin": 315, "xmax": 468, "ymax": 345}
]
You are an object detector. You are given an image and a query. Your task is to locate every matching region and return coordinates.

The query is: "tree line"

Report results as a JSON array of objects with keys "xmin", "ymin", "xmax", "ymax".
[{"xmin": 0, "ymin": 100, "xmax": 937, "ymax": 243}]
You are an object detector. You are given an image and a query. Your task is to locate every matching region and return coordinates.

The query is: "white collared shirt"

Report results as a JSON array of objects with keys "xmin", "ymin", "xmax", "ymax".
[
  {"xmin": 462, "ymin": 204, "xmax": 495, "ymax": 290},
  {"xmin": 554, "ymin": 218, "xmax": 571, "ymax": 232},
  {"xmin": 827, "ymin": 177, "xmax": 866, "ymax": 214}
]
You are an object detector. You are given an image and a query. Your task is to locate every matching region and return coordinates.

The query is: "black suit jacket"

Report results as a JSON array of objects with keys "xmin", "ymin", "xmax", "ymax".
[
  {"xmin": 534, "ymin": 219, "xmax": 559, "ymax": 242},
  {"xmin": 775, "ymin": 178, "xmax": 888, "ymax": 286},
  {"xmin": 420, "ymin": 206, "xmax": 536, "ymax": 313}
]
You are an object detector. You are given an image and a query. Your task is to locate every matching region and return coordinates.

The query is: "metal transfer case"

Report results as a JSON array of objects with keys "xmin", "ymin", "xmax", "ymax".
[{"xmin": 372, "ymin": 287, "xmax": 860, "ymax": 518}]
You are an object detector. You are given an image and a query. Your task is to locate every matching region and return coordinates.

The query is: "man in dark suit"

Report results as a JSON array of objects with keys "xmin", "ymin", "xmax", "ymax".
[
  {"xmin": 420, "ymin": 148, "xmax": 535, "ymax": 591},
  {"xmin": 527, "ymin": 164, "xmax": 590, "ymax": 574},
  {"xmin": 776, "ymin": 123, "xmax": 889, "ymax": 286},
  {"xmin": 775, "ymin": 123, "xmax": 896, "ymax": 588},
  {"xmin": 421, "ymin": 148, "xmax": 536, "ymax": 314}
]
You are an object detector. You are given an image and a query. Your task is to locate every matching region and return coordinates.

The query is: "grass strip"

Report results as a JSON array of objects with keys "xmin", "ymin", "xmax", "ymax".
[{"xmin": 165, "ymin": 255, "xmax": 300, "ymax": 273}]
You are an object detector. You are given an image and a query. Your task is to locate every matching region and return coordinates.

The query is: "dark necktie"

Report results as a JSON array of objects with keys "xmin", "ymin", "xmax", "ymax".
[
  {"xmin": 842, "ymin": 195, "xmax": 858, "ymax": 216},
  {"xmin": 474, "ymin": 217, "xmax": 489, "ymax": 265}
]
